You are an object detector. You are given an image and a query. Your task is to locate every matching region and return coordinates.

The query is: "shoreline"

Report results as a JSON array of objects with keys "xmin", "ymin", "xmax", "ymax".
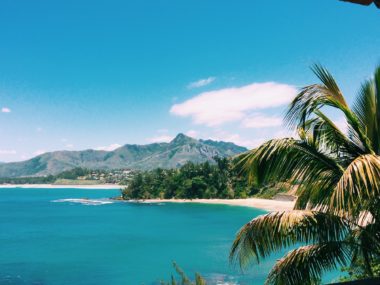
[
  {"xmin": 0, "ymin": 184, "xmax": 294, "ymax": 211},
  {"xmin": 137, "ymin": 198, "xmax": 295, "ymax": 212},
  {"xmin": 0, "ymin": 184, "xmax": 123, "ymax": 189}
]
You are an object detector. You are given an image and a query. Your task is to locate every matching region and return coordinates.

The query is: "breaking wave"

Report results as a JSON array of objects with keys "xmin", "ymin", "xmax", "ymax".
[{"xmin": 51, "ymin": 198, "xmax": 114, "ymax": 206}]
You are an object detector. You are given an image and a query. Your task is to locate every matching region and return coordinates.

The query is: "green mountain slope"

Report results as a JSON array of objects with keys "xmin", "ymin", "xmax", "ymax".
[{"xmin": 0, "ymin": 134, "xmax": 248, "ymax": 177}]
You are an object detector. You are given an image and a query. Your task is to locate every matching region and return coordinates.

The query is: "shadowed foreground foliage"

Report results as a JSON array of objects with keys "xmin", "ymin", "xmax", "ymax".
[
  {"xmin": 230, "ymin": 64, "xmax": 380, "ymax": 285},
  {"xmin": 160, "ymin": 263, "xmax": 206, "ymax": 285}
]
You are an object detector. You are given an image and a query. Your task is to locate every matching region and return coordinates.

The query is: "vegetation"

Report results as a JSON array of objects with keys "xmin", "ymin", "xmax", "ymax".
[
  {"xmin": 121, "ymin": 157, "xmax": 258, "ymax": 200},
  {"xmin": 160, "ymin": 263, "xmax": 206, "ymax": 285},
  {"xmin": 0, "ymin": 167, "xmax": 133, "ymax": 185},
  {"xmin": 252, "ymin": 182, "xmax": 290, "ymax": 199},
  {"xmin": 0, "ymin": 175, "xmax": 56, "ymax": 184},
  {"xmin": 340, "ymin": 257, "xmax": 380, "ymax": 282},
  {"xmin": 230, "ymin": 65, "xmax": 380, "ymax": 284}
]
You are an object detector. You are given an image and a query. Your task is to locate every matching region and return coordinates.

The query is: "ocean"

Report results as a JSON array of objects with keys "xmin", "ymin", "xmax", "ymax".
[{"xmin": 0, "ymin": 187, "xmax": 328, "ymax": 284}]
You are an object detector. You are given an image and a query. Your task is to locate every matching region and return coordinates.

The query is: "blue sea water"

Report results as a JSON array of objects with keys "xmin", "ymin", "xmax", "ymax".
[{"xmin": 0, "ymin": 188, "xmax": 337, "ymax": 285}]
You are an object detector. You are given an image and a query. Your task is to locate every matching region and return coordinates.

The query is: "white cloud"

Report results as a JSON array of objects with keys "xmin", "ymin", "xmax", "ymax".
[
  {"xmin": 0, "ymin": 149, "xmax": 17, "ymax": 155},
  {"xmin": 147, "ymin": 135, "xmax": 174, "ymax": 143},
  {"xmin": 171, "ymin": 82, "xmax": 297, "ymax": 126},
  {"xmin": 185, "ymin": 130, "xmax": 199, "ymax": 138},
  {"xmin": 1, "ymin": 107, "xmax": 11, "ymax": 113},
  {"xmin": 33, "ymin": 150, "xmax": 46, "ymax": 156},
  {"xmin": 65, "ymin": 144, "xmax": 74, "ymax": 149},
  {"xmin": 242, "ymin": 114, "xmax": 283, "ymax": 128},
  {"xmin": 36, "ymin": 127, "xmax": 43, "ymax": 132},
  {"xmin": 95, "ymin": 143, "xmax": 122, "ymax": 151},
  {"xmin": 187, "ymin": 77, "xmax": 216, "ymax": 89}
]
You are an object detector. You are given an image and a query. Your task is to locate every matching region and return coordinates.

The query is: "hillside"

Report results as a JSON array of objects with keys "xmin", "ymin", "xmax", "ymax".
[{"xmin": 0, "ymin": 134, "xmax": 248, "ymax": 178}]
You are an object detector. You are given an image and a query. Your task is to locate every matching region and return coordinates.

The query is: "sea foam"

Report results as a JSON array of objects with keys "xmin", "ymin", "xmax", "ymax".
[{"xmin": 51, "ymin": 198, "xmax": 114, "ymax": 206}]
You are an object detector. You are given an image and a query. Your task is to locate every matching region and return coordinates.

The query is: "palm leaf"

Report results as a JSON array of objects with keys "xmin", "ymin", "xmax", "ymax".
[
  {"xmin": 350, "ymin": 221, "xmax": 380, "ymax": 277},
  {"xmin": 230, "ymin": 211, "xmax": 349, "ymax": 268},
  {"xmin": 331, "ymin": 154, "xmax": 380, "ymax": 214},
  {"xmin": 353, "ymin": 66, "xmax": 380, "ymax": 154},
  {"xmin": 285, "ymin": 64, "xmax": 348, "ymax": 129},
  {"xmin": 266, "ymin": 242, "xmax": 350, "ymax": 285},
  {"xmin": 375, "ymin": 66, "xmax": 380, "ymax": 153},
  {"xmin": 306, "ymin": 110, "xmax": 364, "ymax": 158},
  {"xmin": 237, "ymin": 137, "xmax": 343, "ymax": 209},
  {"xmin": 310, "ymin": 64, "xmax": 348, "ymax": 108},
  {"xmin": 285, "ymin": 64, "xmax": 374, "ymax": 154}
]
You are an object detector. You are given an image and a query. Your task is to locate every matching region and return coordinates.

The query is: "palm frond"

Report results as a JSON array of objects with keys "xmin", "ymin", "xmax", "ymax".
[
  {"xmin": 194, "ymin": 274, "xmax": 207, "ymax": 285},
  {"xmin": 375, "ymin": 65, "xmax": 380, "ymax": 153},
  {"xmin": 285, "ymin": 64, "xmax": 348, "ymax": 130},
  {"xmin": 307, "ymin": 110, "xmax": 364, "ymax": 158},
  {"xmin": 265, "ymin": 242, "xmax": 350, "ymax": 285},
  {"xmin": 285, "ymin": 64, "xmax": 374, "ymax": 154},
  {"xmin": 237, "ymin": 137, "xmax": 343, "ymax": 209},
  {"xmin": 311, "ymin": 64, "xmax": 348, "ymax": 107},
  {"xmin": 230, "ymin": 211, "xmax": 349, "ymax": 268},
  {"xmin": 173, "ymin": 262, "xmax": 192, "ymax": 285},
  {"xmin": 353, "ymin": 66, "xmax": 380, "ymax": 154},
  {"xmin": 351, "ymin": 222, "xmax": 380, "ymax": 276},
  {"xmin": 331, "ymin": 154, "xmax": 380, "ymax": 214}
]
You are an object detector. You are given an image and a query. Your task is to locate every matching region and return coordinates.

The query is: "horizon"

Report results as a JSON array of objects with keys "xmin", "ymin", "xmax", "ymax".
[{"xmin": 0, "ymin": 0, "xmax": 379, "ymax": 162}]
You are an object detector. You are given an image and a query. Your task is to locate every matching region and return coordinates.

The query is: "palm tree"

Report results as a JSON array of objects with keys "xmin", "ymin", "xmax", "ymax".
[{"xmin": 230, "ymin": 65, "xmax": 380, "ymax": 285}]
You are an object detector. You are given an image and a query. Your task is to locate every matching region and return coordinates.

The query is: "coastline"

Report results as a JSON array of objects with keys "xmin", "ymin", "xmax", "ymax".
[
  {"xmin": 0, "ymin": 184, "xmax": 122, "ymax": 189},
  {"xmin": 138, "ymin": 198, "xmax": 295, "ymax": 212},
  {"xmin": 0, "ymin": 184, "xmax": 294, "ymax": 211}
]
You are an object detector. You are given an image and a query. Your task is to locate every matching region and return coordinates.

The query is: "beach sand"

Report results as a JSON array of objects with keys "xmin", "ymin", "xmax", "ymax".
[{"xmin": 140, "ymin": 198, "xmax": 295, "ymax": 212}]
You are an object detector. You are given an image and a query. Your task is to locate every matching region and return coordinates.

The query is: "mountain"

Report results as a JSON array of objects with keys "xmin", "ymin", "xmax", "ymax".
[{"xmin": 0, "ymin": 134, "xmax": 248, "ymax": 178}]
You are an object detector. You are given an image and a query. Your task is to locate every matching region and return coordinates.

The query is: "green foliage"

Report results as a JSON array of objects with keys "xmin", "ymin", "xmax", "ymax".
[
  {"xmin": 0, "ymin": 167, "xmax": 133, "ymax": 185},
  {"xmin": 340, "ymin": 257, "xmax": 380, "ymax": 282},
  {"xmin": 160, "ymin": 263, "xmax": 206, "ymax": 285},
  {"xmin": 56, "ymin": 167, "xmax": 91, "ymax": 180},
  {"xmin": 253, "ymin": 182, "xmax": 288, "ymax": 199},
  {"xmin": 0, "ymin": 175, "xmax": 56, "ymax": 184},
  {"xmin": 231, "ymin": 65, "xmax": 380, "ymax": 285},
  {"xmin": 121, "ymin": 157, "xmax": 257, "ymax": 200}
]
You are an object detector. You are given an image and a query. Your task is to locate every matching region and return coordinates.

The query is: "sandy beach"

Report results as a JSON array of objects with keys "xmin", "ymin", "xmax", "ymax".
[
  {"xmin": 140, "ymin": 198, "xmax": 295, "ymax": 212},
  {"xmin": 0, "ymin": 184, "xmax": 123, "ymax": 189}
]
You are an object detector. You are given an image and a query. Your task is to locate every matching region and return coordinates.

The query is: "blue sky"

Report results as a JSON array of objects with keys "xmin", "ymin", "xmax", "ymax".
[{"xmin": 0, "ymin": 0, "xmax": 379, "ymax": 162}]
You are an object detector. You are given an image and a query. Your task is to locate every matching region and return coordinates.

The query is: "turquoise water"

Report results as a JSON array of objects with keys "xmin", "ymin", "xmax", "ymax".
[{"xmin": 0, "ymin": 188, "xmax": 283, "ymax": 284}]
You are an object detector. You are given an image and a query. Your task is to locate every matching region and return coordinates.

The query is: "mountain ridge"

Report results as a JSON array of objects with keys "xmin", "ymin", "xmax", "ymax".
[{"xmin": 0, "ymin": 134, "xmax": 248, "ymax": 178}]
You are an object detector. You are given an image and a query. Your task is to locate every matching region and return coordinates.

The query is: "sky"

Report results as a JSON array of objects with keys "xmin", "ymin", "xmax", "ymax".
[{"xmin": 0, "ymin": 0, "xmax": 379, "ymax": 162}]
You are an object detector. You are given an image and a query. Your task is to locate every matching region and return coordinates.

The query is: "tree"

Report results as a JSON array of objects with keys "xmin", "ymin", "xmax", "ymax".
[
  {"xmin": 121, "ymin": 159, "xmax": 252, "ymax": 200},
  {"xmin": 230, "ymin": 65, "xmax": 380, "ymax": 284}
]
